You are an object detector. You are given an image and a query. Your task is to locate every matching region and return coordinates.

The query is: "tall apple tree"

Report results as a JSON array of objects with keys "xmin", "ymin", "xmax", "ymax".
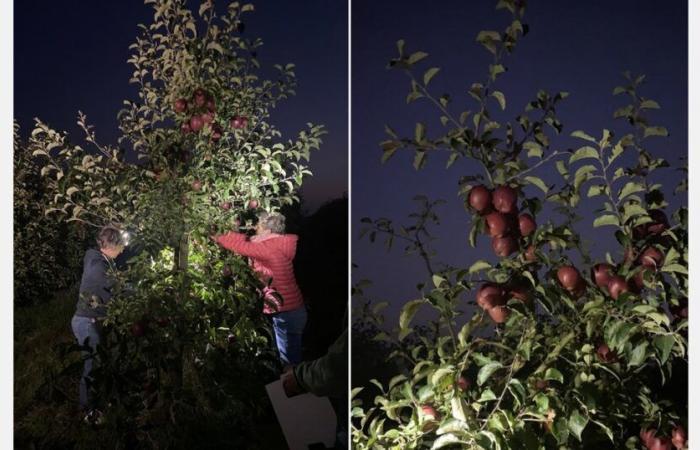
[
  {"xmin": 352, "ymin": 1, "xmax": 687, "ymax": 449},
  {"xmin": 27, "ymin": 0, "xmax": 324, "ymax": 446}
]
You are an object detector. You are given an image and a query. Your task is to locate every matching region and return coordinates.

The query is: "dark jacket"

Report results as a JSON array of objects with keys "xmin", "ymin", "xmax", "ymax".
[
  {"xmin": 75, "ymin": 248, "xmax": 117, "ymax": 318},
  {"xmin": 293, "ymin": 321, "xmax": 347, "ymax": 399}
]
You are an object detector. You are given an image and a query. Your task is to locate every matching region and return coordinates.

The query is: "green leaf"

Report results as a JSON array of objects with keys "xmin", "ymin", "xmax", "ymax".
[
  {"xmin": 450, "ymin": 396, "xmax": 469, "ymax": 422},
  {"xmin": 534, "ymin": 393, "xmax": 549, "ymax": 413},
  {"xmin": 653, "ymin": 335, "xmax": 674, "ymax": 364},
  {"xmin": 569, "ymin": 146, "xmax": 599, "ymax": 164},
  {"xmin": 431, "ymin": 434, "xmax": 465, "ymax": 449},
  {"xmin": 396, "ymin": 39, "xmax": 405, "ymax": 57},
  {"xmin": 423, "ymin": 67, "xmax": 440, "ymax": 86},
  {"xmin": 593, "ymin": 215, "xmax": 620, "ymax": 228},
  {"xmin": 415, "ymin": 122, "xmax": 426, "ymax": 142},
  {"xmin": 468, "ymin": 260, "xmax": 492, "ymax": 274},
  {"xmin": 477, "ymin": 389, "xmax": 497, "ymax": 402},
  {"xmin": 524, "ymin": 176, "xmax": 548, "ymax": 194},
  {"xmin": 587, "ymin": 184, "xmax": 606, "ymax": 197},
  {"xmin": 477, "ymin": 362, "xmax": 503, "ymax": 386},
  {"xmin": 568, "ymin": 410, "xmax": 589, "ymax": 442},
  {"xmin": 523, "ymin": 141, "xmax": 542, "ymax": 158},
  {"xmin": 489, "ymin": 64, "xmax": 506, "ymax": 80},
  {"xmin": 628, "ymin": 341, "xmax": 648, "ymax": 367},
  {"xmin": 491, "ymin": 91, "xmax": 506, "ymax": 110},
  {"xmin": 661, "ymin": 263, "xmax": 688, "ymax": 274},
  {"xmin": 643, "ymin": 126, "xmax": 669, "ymax": 138},
  {"xmin": 618, "ymin": 182, "xmax": 645, "ymax": 200},
  {"xmin": 640, "ymin": 99, "xmax": 660, "ymax": 109},
  {"xmin": 408, "ymin": 51, "xmax": 429, "ymax": 65},
  {"xmin": 431, "ymin": 366, "xmax": 455, "ymax": 386},
  {"xmin": 544, "ymin": 368, "xmax": 564, "ymax": 383},
  {"xmin": 432, "ymin": 274, "xmax": 447, "ymax": 288},
  {"xmin": 399, "ymin": 299, "xmax": 425, "ymax": 337},
  {"xmin": 413, "ymin": 151, "xmax": 427, "ymax": 170},
  {"xmin": 571, "ymin": 130, "xmax": 597, "ymax": 143}
]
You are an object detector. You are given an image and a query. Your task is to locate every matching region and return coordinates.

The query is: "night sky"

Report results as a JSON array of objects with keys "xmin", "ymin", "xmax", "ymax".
[
  {"xmin": 352, "ymin": 0, "xmax": 687, "ymax": 326},
  {"xmin": 14, "ymin": 0, "xmax": 347, "ymax": 213}
]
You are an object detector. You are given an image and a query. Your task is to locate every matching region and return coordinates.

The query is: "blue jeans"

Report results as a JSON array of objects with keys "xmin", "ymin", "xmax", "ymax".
[
  {"xmin": 271, "ymin": 307, "xmax": 307, "ymax": 366},
  {"xmin": 71, "ymin": 315, "xmax": 101, "ymax": 410}
]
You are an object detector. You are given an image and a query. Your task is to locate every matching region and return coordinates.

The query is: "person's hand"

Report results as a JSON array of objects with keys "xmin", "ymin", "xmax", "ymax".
[{"xmin": 281, "ymin": 366, "xmax": 303, "ymax": 397}]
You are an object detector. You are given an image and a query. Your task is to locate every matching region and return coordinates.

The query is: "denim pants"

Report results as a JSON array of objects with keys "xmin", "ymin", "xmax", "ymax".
[
  {"xmin": 71, "ymin": 315, "xmax": 101, "ymax": 410},
  {"xmin": 271, "ymin": 307, "xmax": 307, "ymax": 366}
]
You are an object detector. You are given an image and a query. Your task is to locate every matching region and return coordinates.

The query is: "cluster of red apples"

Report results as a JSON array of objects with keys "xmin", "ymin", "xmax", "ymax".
[
  {"xmin": 175, "ymin": 88, "xmax": 249, "ymax": 143},
  {"xmin": 640, "ymin": 425, "xmax": 687, "ymax": 450},
  {"xmin": 468, "ymin": 184, "xmax": 536, "ymax": 258}
]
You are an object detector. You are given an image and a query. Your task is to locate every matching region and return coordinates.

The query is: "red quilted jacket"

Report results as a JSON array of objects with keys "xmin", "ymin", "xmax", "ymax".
[{"xmin": 215, "ymin": 232, "xmax": 304, "ymax": 314}]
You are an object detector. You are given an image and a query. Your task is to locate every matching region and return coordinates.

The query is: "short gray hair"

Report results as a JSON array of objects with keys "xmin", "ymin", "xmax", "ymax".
[
  {"xmin": 97, "ymin": 225, "xmax": 123, "ymax": 249},
  {"xmin": 258, "ymin": 211, "xmax": 285, "ymax": 234}
]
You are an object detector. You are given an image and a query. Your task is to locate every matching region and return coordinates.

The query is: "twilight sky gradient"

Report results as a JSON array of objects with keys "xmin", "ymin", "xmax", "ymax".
[
  {"xmin": 14, "ymin": 0, "xmax": 347, "ymax": 213},
  {"xmin": 352, "ymin": 0, "xmax": 687, "ymax": 326}
]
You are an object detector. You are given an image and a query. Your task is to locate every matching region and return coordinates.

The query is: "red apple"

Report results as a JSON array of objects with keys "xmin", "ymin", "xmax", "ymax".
[
  {"xmin": 671, "ymin": 425, "xmax": 686, "ymax": 449},
  {"xmin": 488, "ymin": 305, "xmax": 510, "ymax": 323},
  {"xmin": 518, "ymin": 213, "xmax": 536, "ymax": 237},
  {"xmin": 476, "ymin": 283, "xmax": 505, "ymax": 310},
  {"xmin": 420, "ymin": 405, "xmax": 439, "ymax": 420},
  {"xmin": 535, "ymin": 379, "xmax": 549, "ymax": 390},
  {"xmin": 190, "ymin": 115, "xmax": 204, "ymax": 132},
  {"xmin": 641, "ymin": 428, "xmax": 657, "ymax": 448},
  {"xmin": 468, "ymin": 185, "xmax": 492, "ymax": 213},
  {"xmin": 457, "ymin": 376, "xmax": 471, "ymax": 391},
  {"xmin": 485, "ymin": 211, "xmax": 511, "ymax": 237},
  {"xmin": 492, "ymin": 185, "xmax": 518, "ymax": 214},
  {"xmin": 557, "ymin": 266, "xmax": 582, "ymax": 291},
  {"xmin": 231, "ymin": 116, "xmax": 249, "ymax": 129},
  {"xmin": 648, "ymin": 437, "xmax": 673, "ymax": 450},
  {"xmin": 192, "ymin": 180, "xmax": 202, "ymax": 191},
  {"xmin": 206, "ymin": 98, "xmax": 216, "ymax": 112},
  {"xmin": 222, "ymin": 265, "xmax": 232, "ymax": 277},
  {"xmin": 596, "ymin": 343, "xmax": 617, "ymax": 363},
  {"xmin": 174, "ymin": 98, "xmax": 188, "ymax": 113},
  {"xmin": 221, "ymin": 201, "xmax": 232, "ymax": 210},
  {"xmin": 155, "ymin": 317, "xmax": 170, "ymax": 327},
  {"xmin": 202, "ymin": 112, "xmax": 215, "ymax": 124},
  {"xmin": 607, "ymin": 276, "xmax": 629, "ymax": 300},
  {"xmin": 227, "ymin": 333, "xmax": 236, "ymax": 345},
  {"xmin": 633, "ymin": 223, "xmax": 649, "ymax": 240},
  {"xmin": 492, "ymin": 235, "xmax": 518, "ymax": 257},
  {"xmin": 591, "ymin": 263, "xmax": 614, "ymax": 289},
  {"xmin": 248, "ymin": 199, "xmax": 259, "ymax": 209},
  {"xmin": 647, "ymin": 209, "xmax": 669, "ymax": 235},
  {"xmin": 639, "ymin": 246, "xmax": 664, "ymax": 270},
  {"xmin": 181, "ymin": 122, "xmax": 192, "ymax": 134}
]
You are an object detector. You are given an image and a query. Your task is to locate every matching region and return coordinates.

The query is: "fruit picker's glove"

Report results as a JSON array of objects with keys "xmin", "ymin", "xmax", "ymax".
[{"xmin": 281, "ymin": 365, "xmax": 304, "ymax": 398}]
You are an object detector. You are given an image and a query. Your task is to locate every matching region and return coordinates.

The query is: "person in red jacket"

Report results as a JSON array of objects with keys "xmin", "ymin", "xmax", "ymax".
[{"xmin": 213, "ymin": 211, "xmax": 307, "ymax": 368}]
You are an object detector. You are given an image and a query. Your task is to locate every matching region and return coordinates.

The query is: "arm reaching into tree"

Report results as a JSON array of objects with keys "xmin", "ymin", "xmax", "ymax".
[{"xmin": 214, "ymin": 232, "xmax": 272, "ymax": 260}]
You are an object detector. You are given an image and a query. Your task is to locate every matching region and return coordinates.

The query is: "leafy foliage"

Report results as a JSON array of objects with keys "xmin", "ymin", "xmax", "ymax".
[
  {"xmin": 352, "ymin": 1, "xmax": 687, "ymax": 449},
  {"xmin": 14, "ymin": 122, "xmax": 86, "ymax": 306}
]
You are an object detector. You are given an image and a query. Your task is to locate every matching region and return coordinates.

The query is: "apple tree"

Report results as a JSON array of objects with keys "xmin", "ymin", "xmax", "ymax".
[
  {"xmin": 351, "ymin": 1, "xmax": 687, "ymax": 449},
  {"xmin": 14, "ymin": 121, "xmax": 86, "ymax": 306},
  {"xmin": 27, "ymin": 0, "xmax": 324, "ymax": 445}
]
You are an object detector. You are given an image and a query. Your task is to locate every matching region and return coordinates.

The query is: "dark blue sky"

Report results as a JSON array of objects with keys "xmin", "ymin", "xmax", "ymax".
[
  {"xmin": 352, "ymin": 0, "xmax": 687, "ymax": 326},
  {"xmin": 14, "ymin": 0, "xmax": 347, "ymax": 213}
]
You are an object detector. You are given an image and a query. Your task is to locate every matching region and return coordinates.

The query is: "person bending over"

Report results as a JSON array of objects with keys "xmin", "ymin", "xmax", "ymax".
[{"xmin": 71, "ymin": 224, "xmax": 125, "ymax": 424}]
